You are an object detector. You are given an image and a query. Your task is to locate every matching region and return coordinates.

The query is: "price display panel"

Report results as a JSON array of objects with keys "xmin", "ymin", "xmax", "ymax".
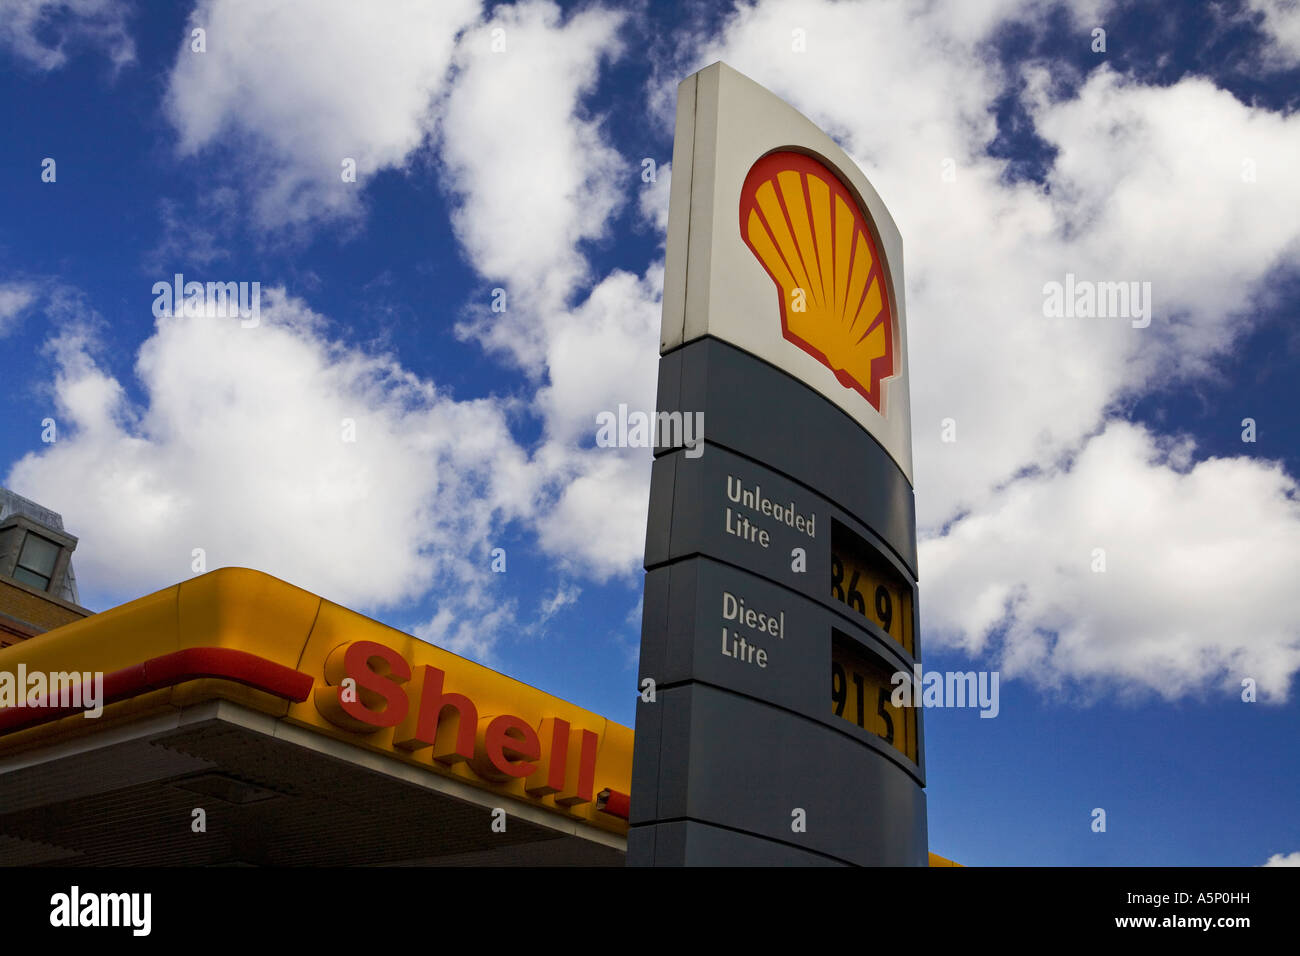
[
  {"xmin": 830, "ymin": 630, "xmax": 917, "ymax": 764},
  {"xmin": 830, "ymin": 520, "xmax": 913, "ymax": 656}
]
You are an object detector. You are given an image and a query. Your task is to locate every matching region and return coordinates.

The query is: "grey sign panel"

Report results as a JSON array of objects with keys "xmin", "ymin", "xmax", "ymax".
[
  {"xmin": 645, "ymin": 443, "xmax": 919, "ymax": 653},
  {"xmin": 654, "ymin": 338, "xmax": 917, "ymax": 577},
  {"xmin": 638, "ymin": 556, "xmax": 923, "ymax": 785},
  {"xmin": 630, "ymin": 684, "xmax": 928, "ymax": 866},
  {"xmin": 632, "ymin": 342, "xmax": 928, "ymax": 864}
]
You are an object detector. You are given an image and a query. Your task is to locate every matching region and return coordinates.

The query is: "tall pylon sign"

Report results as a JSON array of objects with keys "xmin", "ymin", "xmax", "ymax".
[{"xmin": 629, "ymin": 62, "xmax": 927, "ymax": 866}]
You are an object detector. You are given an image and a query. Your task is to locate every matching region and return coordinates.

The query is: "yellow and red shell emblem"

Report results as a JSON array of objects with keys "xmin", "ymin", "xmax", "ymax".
[{"xmin": 739, "ymin": 151, "xmax": 895, "ymax": 412}]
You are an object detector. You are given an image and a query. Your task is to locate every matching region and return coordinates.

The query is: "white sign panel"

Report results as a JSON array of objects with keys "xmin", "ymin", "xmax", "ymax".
[{"xmin": 661, "ymin": 62, "xmax": 914, "ymax": 484}]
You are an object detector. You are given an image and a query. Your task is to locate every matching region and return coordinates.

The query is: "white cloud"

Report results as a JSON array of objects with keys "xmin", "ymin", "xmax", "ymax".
[
  {"xmin": 428, "ymin": 0, "xmax": 655, "ymax": 579},
  {"xmin": 437, "ymin": 0, "xmax": 629, "ymax": 370},
  {"xmin": 5, "ymin": 290, "xmax": 535, "ymax": 616},
  {"xmin": 907, "ymin": 62, "xmax": 1300, "ymax": 527},
  {"xmin": 0, "ymin": 0, "xmax": 133, "ymax": 70},
  {"xmin": 533, "ymin": 267, "xmax": 662, "ymax": 450},
  {"xmin": 10, "ymin": 0, "xmax": 648, "ymax": 660},
  {"xmin": 919, "ymin": 421, "xmax": 1300, "ymax": 701},
  {"xmin": 1027, "ymin": 65, "xmax": 1300, "ymax": 375},
  {"xmin": 164, "ymin": 0, "xmax": 480, "ymax": 229},
  {"xmin": 1263, "ymin": 850, "xmax": 1300, "ymax": 866},
  {"xmin": 154, "ymin": 0, "xmax": 651, "ymax": 584},
  {"xmin": 0, "ymin": 282, "xmax": 36, "ymax": 337},
  {"xmin": 530, "ymin": 266, "xmax": 662, "ymax": 579},
  {"xmin": 535, "ymin": 447, "xmax": 653, "ymax": 579}
]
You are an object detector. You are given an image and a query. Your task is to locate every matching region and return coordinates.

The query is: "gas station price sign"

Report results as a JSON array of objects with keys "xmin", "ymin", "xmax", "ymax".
[
  {"xmin": 831, "ymin": 630, "xmax": 917, "ymax": 763},
  {"xmin": 631, "ymin": 63, "xmax": 928, "ymax": 865},
  {"xmin": 830, "ymin": 520, "xmax": 913, "ymax": 655}
]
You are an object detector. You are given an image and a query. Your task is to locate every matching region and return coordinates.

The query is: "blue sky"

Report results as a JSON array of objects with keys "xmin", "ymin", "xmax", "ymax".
[{"xmin": 1, "ymin": 0, "xmax": 1298, "ymax": 866}]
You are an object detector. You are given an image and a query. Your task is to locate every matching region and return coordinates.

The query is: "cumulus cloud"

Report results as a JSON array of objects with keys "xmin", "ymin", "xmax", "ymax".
[
  {"xmin": 2, "ymin": 0, "xmax": 650, "ymax": 663},
  {"xmin": 428, "ymin": 0, "xmax": 656, "ymax": 579},
  {"xmin": 154, "ymin": 0, "xmax": 651, "ymax": 582},
  {"xmin": 0, "ymin": 0, "xmax": 133, "ymax": 70},
  {"xmin": 1263, "ymin": 850, "xmax": 1300, "ymax": 866},
  {"xmin": 529, "ymin": 266, "xmax": 663, "ymax": 579},
  {"xmin": 437, "ymin": 0, "xmax": 629, "ymax": 370},
  {"xmin": 920, "ymin": 422, "xmax": 1300, "ymax": 701},
  {"xmin": 908, "ymin": 62, "xmax": 1300, "ymax": 526},
  {"xmin": 5, "ymin": 290, "xmax": 535, "ymax": 618},
  {"xmin": 164, "ymin": 0, "xmax": 480, "ymax": 229},
  {"xmin": 1027, "ymin": 65, "xmax": 1300, "ymax": 376}
]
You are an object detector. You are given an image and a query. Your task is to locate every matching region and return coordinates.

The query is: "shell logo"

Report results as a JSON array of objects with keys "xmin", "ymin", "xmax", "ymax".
[{"xmin": 739, "ymin": 151, "xmax": 896, "ymax": 412}]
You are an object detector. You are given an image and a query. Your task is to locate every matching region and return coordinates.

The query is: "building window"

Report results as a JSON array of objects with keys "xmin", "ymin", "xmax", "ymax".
[{"xmin": 14, "ymin": 531, "xmax": 60, "ymax": 591}]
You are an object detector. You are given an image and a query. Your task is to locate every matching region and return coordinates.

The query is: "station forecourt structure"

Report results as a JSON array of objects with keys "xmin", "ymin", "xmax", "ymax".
[
  {"xmin": 0, "ymin": 567, "xmax": 634, "ymax": 866},
  {"xmin": 0, "ymin": 62, "xmax": 962, "ymax": 867}
]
